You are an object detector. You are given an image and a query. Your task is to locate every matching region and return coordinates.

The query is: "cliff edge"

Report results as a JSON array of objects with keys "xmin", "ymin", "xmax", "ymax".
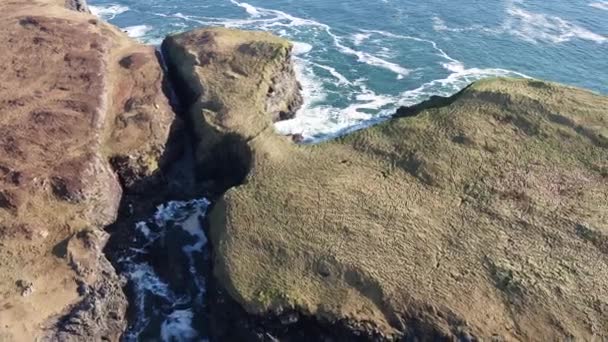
[
  {"xmin": 0, "ymin": 0, "xmax": 178, "ymax": 340},
  {"xmin": 1, "ymin": 4, "xmax": 607, "ymax": 339},
  {"xmin": 163, "ymin": 27, "xmax": 608, "ymax": 340}
]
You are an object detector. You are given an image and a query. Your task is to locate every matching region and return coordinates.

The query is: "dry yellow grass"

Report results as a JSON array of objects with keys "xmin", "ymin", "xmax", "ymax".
[{"xmin": 162, "ymin": 26, "xmax": 608, "ymax": 340}]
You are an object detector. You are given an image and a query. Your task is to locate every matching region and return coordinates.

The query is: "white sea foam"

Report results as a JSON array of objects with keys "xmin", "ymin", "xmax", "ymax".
[
  {"xmin": 590, "ymin": 1, "xmax": 608, "ymax": 10},
  {"xmin": 275, "ymin": 60, "xmax": 396, "ymax": 141},
  {"xmin": 160, "ymin": 1, "xmax": 411, "ymax": 79},
  {"xmin": 277, "ymin": 26, "xmax": 530, "ymax": 141},
  {"xmin": 432, "ymin": 17, "xmax": 450, "ymax": 32},
  {"xmin": 278, "ymin": 60, "xmax": 530, "ymax": 142},
  {"xmin": 442, "ymin": 60, "xmax": 466, "ymax": 73},
  {"xmin": 360, "ymin": 29, "xmax": 462, "ymax": 67},
  {"xmin": 311, "ymin": 62, "xmax": 352, "ymax": 85},
  {"xmin": 292, "ymin": 41, "xmax": 313, "ymax": 55},
  {"xmin": 504, "ymin": 4, "xmax": 607, "ymax": 44},
  {"xmin": 381, "ymin": 29, "xmax": 530, "ymax": 107},
  {"xmin": 433, "ymin": 2, "xmax": 606, "ymax": 45},
  {"xmin": 122, "ymin": 262, "xmax": 174, "ymax": 340},
  {"xmin": 396, "ymin": 67, "xmax": 530, "ymax": 108},
  {"xmin": 352, "ymin": 33, "xmax": 372, "ymax": 45},
  {"xmin": 212, "ymin": 3, "xmax": 528, "ymax": 141},
  {"xmin": 89, "ymin": 4, "xmax": 129, "ymax": 21},
  {"xmin": 229, "ymin": 0, "xmax": 261, "ymax": 17},
  {"xmin": 225, "ymin": 1, "xmax": 411, "ymax": 78},
  {"xmin": 160, "ymin": 310, "xmax": 199, "ymax": 341},
  {"xmin": 330, "ymin": 34, "xmax": 411, "ymax": 78},
  {"xmin": 150, "ymin": 1, "xmax": 530, "ymax": 142},
  {"xmin": 432, "ymin": 17, "xmax": 485, "ymax": 33},
  {"xmin": 180, "ymin": 210, "xmax": 207, "ymax": 253},
  {"xmin": 121, "ymin": 198, "xmax": 210, "ymax": 341},
  {"xmin": 122, "ymin": 25, "xmax": 152, "ymax": 39}
]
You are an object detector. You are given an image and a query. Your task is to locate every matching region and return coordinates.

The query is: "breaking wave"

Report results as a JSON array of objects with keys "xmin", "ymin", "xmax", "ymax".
[
  {"xmin": 589, "ymin": 1, "xmax": 608, "ymax": 11},
  {"xmin": 89, "ymin": 4, "xmax": 129, "ymax": 20}
]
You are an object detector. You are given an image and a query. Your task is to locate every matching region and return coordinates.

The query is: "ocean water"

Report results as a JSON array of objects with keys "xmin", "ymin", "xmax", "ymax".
[
  {"xmin": 87, "ymin": 0, "xmax": 606, "ymax": 340},
  {"xmin": 116, "ymin": 199, "xmax": 211, "ymax": 341},
  {"xmin": 89, "ymin": 0, "xmax": 607, "ymax": 141}
]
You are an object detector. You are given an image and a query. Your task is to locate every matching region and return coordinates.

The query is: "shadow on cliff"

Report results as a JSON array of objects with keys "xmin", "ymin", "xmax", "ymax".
[
  {"xmin": 103, "ymin": 44, "xmax": 431, "ymax": 341},
  {"xmin": 102, "ymin": 49, "xmax": 210, "ymax": 338},
  {"xmin": 102, "ymin": 49, "xmax": 254, "ymax": 340}
]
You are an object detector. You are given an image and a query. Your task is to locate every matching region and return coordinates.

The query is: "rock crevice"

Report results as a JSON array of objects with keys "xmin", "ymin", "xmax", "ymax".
[{"xmin": 2, "ymin": 3, "xmax": 608, "ymax": 341}]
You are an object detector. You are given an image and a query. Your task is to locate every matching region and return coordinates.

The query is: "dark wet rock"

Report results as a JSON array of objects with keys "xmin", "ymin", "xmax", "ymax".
[
  {"xmin": 16, "ymin": 279, "xmax": 35, "ymax": 297},
  {"xmin": 46, "ymin": 230, "xmax": 127, "ymax": 342},
  {"xmin": 64, "ymin": 0, "xmax": 90, "ymax": 13}
]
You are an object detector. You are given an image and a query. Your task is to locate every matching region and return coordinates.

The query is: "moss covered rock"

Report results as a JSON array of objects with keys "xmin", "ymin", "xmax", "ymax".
[{"xmin": 164, "ymin": 28, "xmax": 608, "ymax": 340}]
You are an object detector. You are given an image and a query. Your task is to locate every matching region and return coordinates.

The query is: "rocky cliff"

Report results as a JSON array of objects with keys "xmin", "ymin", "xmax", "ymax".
[
  {"xmin": 0, "ymin": 0, "xmax": 178, "ymax": 340},
  {"xmin": 1, "ymin": 1, "xmax": 607, "ymax": 340},
  {"xmin": 162, "ymin": 27, "xmax": 303, "ymax": 191},
  {"xmin": 163, "ymin": 28, "xmax": 608, "ymax": 340}
]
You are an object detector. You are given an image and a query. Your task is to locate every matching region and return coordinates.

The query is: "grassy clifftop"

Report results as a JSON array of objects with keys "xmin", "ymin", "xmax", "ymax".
[
  {"xmin": 163, "ymin": 28, "xmax": 608, "ymax": 340},
  {"xmin": 213, "ymin": 78, "xmax": 607, "ymax": 340},
  {"xmin": 0, "ymin": 0, "xmax": 177, "ymax": 339}
]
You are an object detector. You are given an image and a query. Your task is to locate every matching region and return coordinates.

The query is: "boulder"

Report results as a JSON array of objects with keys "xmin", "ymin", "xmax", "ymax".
[
  {"xmin": 0, "ymin": 0, "xmax": 177, "ymax": 340},
  {"xmin": 163, "ymin": 28, "xmax": 608, "ymax": 340}
]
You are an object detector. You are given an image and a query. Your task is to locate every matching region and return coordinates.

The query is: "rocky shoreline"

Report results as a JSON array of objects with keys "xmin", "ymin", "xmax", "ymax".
[{"xmin": 1, "ymin": 0, "xmax": 607, "ymax": 341}]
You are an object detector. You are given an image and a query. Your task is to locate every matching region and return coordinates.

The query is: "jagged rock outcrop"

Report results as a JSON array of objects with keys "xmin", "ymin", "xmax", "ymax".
[
  {"xmin": 64, "ymin": 0, "xmax": 90, "ymax": 13},
  {"xmin": 162, "ymin": 27, "xmax": 302, "ymax": 190},
  {"xmin": 0, "ymin": 0, "xmax": 177, "ymax": 340},
  {"xmin": 162, "ymin": 28, "xmax": 608, "ymax": 341}
]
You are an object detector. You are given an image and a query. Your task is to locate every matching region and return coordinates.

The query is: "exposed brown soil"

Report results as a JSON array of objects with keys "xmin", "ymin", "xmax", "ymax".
[{"xmin": 0, "ymin": 1, "xmax": 177, "ymax": 340}]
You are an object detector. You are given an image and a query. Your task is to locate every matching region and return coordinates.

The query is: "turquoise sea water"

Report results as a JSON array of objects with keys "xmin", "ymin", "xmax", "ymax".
[
  {"xmin": 87, "ymin": 1, "xmax": 606, "ymax": 340},
  {"xmin": 90, "ymin": 0, "xmax": 607, "ymax": 141}
]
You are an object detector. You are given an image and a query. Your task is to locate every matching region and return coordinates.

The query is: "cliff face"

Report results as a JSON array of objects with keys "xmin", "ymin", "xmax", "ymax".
[
  {"xmin": 1, "ymin": 1, "xmax": 607, "ymax": 340},
  {"xmin": 0, "ymin": 1, "xmax": 177, "ymax": 340},
  {"xmin": 162, "ymin": 27, "xmax": 303, "ymax": 191},
  {"xmin": 64, "ymin": 0, "xmax": 90, "ymax": 13},
  {"xmin": 162, "ymin": 27, "xmax": 608, "ymax": 341}
]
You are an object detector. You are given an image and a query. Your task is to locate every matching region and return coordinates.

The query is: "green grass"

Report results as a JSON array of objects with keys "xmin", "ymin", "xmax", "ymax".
[{"xmin": 164, "ymin": 28, "xmax": 608, "ymax": 339}]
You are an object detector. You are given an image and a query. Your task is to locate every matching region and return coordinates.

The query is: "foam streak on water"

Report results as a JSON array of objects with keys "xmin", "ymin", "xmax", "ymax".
[
  {"xmin": 433, "ymin": 0, "xmax": 607, "ymax": 45},
  {"xmin": 590, "ymin": 1, "xmax": 608, "ymax": 11},
  {"xmin": 89, "ymin": 4, "xmax": 129, "ymax": 20},
  {"xmin": 118, "ymin": 199, "xmax": 210, "ymax": 341},
  {"xmin": 90, "ymin": 0, "xmax": 605, "ymax": 142}
]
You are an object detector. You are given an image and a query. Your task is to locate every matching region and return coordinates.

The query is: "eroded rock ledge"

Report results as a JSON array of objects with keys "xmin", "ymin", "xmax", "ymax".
[{"xmin": 162, "ymin": 27, "xmax": 608, "ymax": 341}]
